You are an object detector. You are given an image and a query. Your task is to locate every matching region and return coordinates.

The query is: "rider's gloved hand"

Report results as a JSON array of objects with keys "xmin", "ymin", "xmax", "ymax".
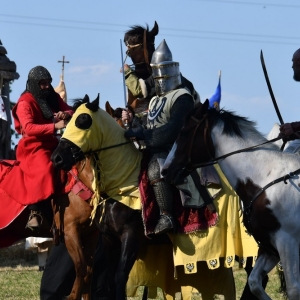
[
  {"xmin": 279, "ymin": 122, "xmax": 300, "ymax": 141},
  {"xmin": 124, "ymin": 126, "xmax": 144, "ymax": 140}
]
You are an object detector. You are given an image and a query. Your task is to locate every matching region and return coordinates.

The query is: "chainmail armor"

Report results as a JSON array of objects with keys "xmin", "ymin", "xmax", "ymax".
[
  {"xmin": 147, "ymin": 152, "xmax": 174, "ymax": 212},
  {"xmin": 144, "ymin": 94, "xmax": 194, "ymax": 153},
  {"xmin": 26, "ymin": 66, "xmax": 54, "ymax": 119}
]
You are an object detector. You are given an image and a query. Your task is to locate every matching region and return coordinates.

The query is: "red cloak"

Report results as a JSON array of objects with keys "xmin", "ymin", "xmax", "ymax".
[{"xmin": 0, "ymin": 92, "xmax": 73, "ymax": 206}]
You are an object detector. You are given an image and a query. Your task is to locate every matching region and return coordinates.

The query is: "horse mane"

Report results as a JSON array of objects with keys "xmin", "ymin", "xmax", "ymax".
[
  {"xmin": 124, "ymin": 23, "xmax": 156, "ymax": 50},
  {"xmin": 72, "ymin": 97, "xmax": 90, "ymax": 112},
  {"xmin": 207, "ymin": 107, "xmax": 280, "ymax": 150},
  {"xmin": 212, "ymin": 108, "xmax": 255, "ymax": 138},
  {"xmin": 125, "ymin": 24, "xmax": 149, "ymax": 39}
]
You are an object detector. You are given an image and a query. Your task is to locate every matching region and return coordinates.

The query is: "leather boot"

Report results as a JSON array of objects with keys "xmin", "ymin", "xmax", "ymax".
[
  {"xmin": 26, "ymin": 210, "xmax": 42, "ymax": 230},
  {"xmin": 154, "ymin": 213, "xmax": 175, "ymax": 235}
]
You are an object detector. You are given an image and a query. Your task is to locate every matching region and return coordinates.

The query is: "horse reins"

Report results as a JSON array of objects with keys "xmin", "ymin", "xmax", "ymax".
[{"xmin": 184, "ymin": 114, "xmax": 283, "ymax": 171}]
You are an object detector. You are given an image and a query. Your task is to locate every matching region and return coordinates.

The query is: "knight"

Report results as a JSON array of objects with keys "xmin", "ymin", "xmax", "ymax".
[{"xmin": 124, "ymin": 40, "xmax": 195, "ymax": 234}]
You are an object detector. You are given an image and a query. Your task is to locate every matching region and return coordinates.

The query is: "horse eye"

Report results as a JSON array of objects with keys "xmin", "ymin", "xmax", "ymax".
[{"xmin": 75, "ymin": 113, "xmax": 92, "ymax": 129}]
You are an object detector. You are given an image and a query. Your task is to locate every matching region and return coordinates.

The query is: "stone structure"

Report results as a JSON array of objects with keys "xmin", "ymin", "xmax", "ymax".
[{"xmin": 0, "ymin": 40, "xmax": 19, "ymax": 159}]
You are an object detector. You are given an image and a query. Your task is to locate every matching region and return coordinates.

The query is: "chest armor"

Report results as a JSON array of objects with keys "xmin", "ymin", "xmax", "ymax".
[{"xmin": 147, "ymin": 88, "xmax": 189, "ymax": 129}]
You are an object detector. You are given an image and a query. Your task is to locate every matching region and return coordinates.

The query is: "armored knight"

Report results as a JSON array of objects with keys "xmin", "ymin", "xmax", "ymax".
[{"xmin": 125, "ymin": 39, "xmax": 195, "ymax": 234}]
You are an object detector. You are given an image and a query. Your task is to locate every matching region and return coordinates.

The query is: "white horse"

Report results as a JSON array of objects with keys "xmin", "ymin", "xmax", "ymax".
[{"xmin": 163, "ymin": 100, "xmax": 300, "ymax": 300}]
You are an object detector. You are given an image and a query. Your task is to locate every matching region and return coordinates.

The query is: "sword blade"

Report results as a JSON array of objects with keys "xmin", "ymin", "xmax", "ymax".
[
  {"xmin": 120, "ymin": 39, "xmax": 127, "ymax": 108},
  {"xmin": 260, "ymin": 50, "xmax": 284, "ymax": 125}
]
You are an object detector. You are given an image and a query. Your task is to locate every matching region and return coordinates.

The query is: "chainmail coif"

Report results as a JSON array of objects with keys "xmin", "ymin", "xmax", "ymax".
[{"xmin": 26, "ymin": 66, "xmax": 54, "ymax": 119}]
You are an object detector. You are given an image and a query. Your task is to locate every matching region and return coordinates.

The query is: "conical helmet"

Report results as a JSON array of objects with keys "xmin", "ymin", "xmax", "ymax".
[{"xmin": 150, "ymin": 39, "xmax": 181, "ymax": 95}]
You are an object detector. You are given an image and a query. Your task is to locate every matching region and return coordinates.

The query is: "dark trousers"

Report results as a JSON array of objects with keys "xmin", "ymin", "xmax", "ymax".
[{"xmin": 40, "ymin": 235, "xmax": 108, "ymax": 300}]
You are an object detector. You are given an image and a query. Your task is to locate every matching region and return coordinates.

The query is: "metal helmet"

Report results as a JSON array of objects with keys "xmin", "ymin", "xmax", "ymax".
[
  {"xmin": 150, "ymin": 39, "xmax": 181, "ymax": 95},
  {"xmin": 26, "ymin": 66, "xmax": 52, "ymax": 100}
]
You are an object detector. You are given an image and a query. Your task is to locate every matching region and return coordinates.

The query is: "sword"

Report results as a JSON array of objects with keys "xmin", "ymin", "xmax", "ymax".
[
  {"xmin": 120, "ymin": 39, "xmax": 127, "ymax": 108},
  {"xmin": 260, "ymin": 50, "xmax": 284, "ymax": 125},
  {"xmin": 120, "ymin": 39, "xmax": 130, "ymax": 128}
]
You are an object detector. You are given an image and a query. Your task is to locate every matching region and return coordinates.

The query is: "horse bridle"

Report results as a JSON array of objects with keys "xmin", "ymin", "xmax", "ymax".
[
  {"xmin": 184, "ymin": 114, "xmax": 215, "ymax": 172},
  {"xmin": 125, "ymin": 30, "xmax": 153, "ymax": 71},
  {"xmin": 69, "ymin": 140, "xmax": 132, "ymax": 164},
  {"xmin": 184, "ymin": 114, "xmax": 284, "ymax": 171}
]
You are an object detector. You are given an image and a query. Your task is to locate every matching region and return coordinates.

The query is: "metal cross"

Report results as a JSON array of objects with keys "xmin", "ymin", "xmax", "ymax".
[{"xmin": 58, "ymin": 55, "xmax": 70, "ymax": 80}]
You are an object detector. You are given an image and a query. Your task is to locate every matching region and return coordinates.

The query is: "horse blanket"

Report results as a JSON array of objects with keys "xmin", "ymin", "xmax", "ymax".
[
  {"xmin": 126, "ymin": 165, "xmax": 258, "ymax": 299},
  {"xmin": 0, "ymin": 160, "xmax": 26, "ymax": 229}
]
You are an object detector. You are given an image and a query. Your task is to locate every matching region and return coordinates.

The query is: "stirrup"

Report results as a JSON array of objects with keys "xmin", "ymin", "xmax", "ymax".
[{"xmin": 26, "ymin": 210, "xmax": 43, "ymax": 231}]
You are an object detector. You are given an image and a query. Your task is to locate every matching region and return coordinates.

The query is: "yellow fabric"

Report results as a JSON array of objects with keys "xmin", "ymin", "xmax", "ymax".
[
  {"xmin": 99, "ymin": 185, "xmax": 142, "ymax": 210},
  {"xmin": 62, "ymin": 106, "xmax": 142, "ymax": 216},
  {"xmin": 127, "ymin": 165, "xmax": 256, "ymax": 299},
  {"xmin": 171, "ymin": 164, "xmax": 259, "ymax": 272},
  {"xmin": 125, "ymin": 72, "xmax": 143, "ymax": 98},
  {"xmin": 127, "ymin": 246, "xmax": 236, "ymax": 300}
]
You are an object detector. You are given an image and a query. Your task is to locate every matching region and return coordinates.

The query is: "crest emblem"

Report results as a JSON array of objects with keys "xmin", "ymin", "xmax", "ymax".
[
  {"xmin": 185, "ymin": 263, "xmax": 195, "ymax": 273},
  {"xmin": 209, "ymin": 259, "xmax": 218, "ymax": 268},
  {"xmin": 226, "ymin": 256, "xmax": 233, "ymax": 266}
]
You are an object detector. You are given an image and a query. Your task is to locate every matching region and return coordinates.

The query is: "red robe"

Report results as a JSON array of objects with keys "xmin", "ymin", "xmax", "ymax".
[{"xmin": 0, "ymin": 92, "xmax": 73, "ymax": 205}]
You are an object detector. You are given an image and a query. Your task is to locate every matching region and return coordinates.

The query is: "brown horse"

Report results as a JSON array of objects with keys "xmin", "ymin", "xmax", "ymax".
[
  {"xmin": 123, "ymin": 21, "xmax": 158, "ymax": 110},
  {"xmin": 104, "ymin": 22, "xmax": 159, "ymax": 128}
]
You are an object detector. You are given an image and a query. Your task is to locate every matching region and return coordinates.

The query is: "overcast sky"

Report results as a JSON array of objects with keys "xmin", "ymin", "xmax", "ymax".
[{"xmin": 1, "ymin": 0, "xmax": 299, "ymax": 135}]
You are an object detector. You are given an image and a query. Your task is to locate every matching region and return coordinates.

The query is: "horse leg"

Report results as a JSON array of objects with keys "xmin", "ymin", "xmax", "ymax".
[
  {"xmin": 115, "ymin": 231, "xmax": 140, "ymax": 300},
  {"xmin": 275, "ymin": 235, "xmax": 300, "ymax": 300},
  {"xmin": 240, "ymin": 257, "xmax": 269, "ymax": 300},
  {"xmin": 64, "ymin": 226, "xmax": 87, "ymax": 300},
  {"xmin": 248, "ymin": 250, "xmax": 279, "ymax": 300},
  {"xmin": 81, "ymin": 231, "xmax": 100, "ymax": 300}
]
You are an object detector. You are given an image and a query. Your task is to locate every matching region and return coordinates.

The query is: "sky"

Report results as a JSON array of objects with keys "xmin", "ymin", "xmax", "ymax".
[{"xmin": 1, "ymin": 0, "xmax": 299, "ymax": 136}]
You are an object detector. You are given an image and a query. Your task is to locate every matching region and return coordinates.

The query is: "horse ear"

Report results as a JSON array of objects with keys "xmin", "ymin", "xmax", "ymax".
[
  {"xmin": 105, "ymin": 101, "xmax": 114, "ymax": 117},
  {"xmin": 150, "ymin": 21, "xmax": 159, "ymax": 37},
  {"xmin": 83, "ymin": 94, "xmax": 90, "ymax": 103},
  {"xmin": 86, "ymin": 93, "xmax": 99, "ymax": 112},
  {"xmin": 203, "ymin": 99, "xmax": 209, "ymax": 112}
]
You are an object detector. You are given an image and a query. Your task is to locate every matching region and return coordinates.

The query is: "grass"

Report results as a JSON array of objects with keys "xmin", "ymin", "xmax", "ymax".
[
  {"xmin": 0, "ymin": 242, "xmax": 42, "ymax": 300},
  {"xmin": 0, "ymin": 241, "xmax": 287, "ymax": 299}
]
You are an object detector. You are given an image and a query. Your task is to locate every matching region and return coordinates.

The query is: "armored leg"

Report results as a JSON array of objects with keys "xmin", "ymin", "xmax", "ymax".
[{"xmin": 147, "ymin": 156, "xmax": 175, "ymax": 234}]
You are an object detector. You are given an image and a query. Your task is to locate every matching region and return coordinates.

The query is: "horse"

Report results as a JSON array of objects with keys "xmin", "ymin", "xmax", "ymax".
[
  {"xmin": 51, "ymin": 93, "xmax": 263, "ymax": 300},
  {"xmin": 123, "ymin": 21, "xmax": 158, "ymax": 110},
  {"xmin": 163, "ymin": 99, "xmax": 300, "ymax": 300}
]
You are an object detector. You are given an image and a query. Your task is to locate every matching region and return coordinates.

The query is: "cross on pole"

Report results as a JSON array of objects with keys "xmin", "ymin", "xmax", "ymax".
[{"xmin": 58, "ymin": 55, "xmax": 69, "ymax": 81}]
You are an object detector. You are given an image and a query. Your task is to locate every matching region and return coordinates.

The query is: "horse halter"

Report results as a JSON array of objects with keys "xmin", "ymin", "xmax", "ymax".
[
  {"xmin": 125, "ymin": 30, "xmax": 152, "ymax": 69},
  {"xmin": 184, "ymin": 114, "xmax": 215, "ymax": 172}
]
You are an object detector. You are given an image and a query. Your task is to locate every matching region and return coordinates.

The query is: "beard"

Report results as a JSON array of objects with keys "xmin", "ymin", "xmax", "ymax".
[{"xmin": 293, "ymin": 71, "xmax": 300, "ymax": 82}]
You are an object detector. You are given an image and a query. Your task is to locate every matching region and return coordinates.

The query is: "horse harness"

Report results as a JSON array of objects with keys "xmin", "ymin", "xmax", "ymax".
[
  {"xmin": 183, "ymin": 112, "xmax": 300, "ymax": 252},
  {"xmin": 125, "ymin": 29, "xmax": 153, "ymax": 71},
  {"xmin": 67, "ymin": 141, "xmax": 132, "ymax": 202}
]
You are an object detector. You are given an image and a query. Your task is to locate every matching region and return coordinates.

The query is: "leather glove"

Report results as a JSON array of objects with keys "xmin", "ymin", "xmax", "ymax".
[{"xmin": 124, "ymin": 126, "xmax": 144, "ymax": 140}]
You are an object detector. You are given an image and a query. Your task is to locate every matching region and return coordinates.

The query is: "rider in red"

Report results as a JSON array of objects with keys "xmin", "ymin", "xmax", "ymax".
[{"xmin": 0, "ymin": 66, "xmax": 73, "ymax": 230}]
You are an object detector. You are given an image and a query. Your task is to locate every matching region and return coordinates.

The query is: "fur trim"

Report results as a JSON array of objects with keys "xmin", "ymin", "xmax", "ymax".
[{"xmin": 139, "ymin": 79, "xmax": 148, "ymax": 98}]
